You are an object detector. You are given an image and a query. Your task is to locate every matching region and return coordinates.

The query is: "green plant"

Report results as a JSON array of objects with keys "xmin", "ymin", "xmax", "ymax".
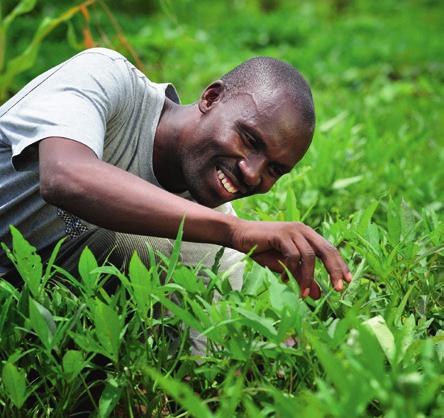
[{"xmin": 0, "ymin": 0, "xmax": 96, "ymax": 102}]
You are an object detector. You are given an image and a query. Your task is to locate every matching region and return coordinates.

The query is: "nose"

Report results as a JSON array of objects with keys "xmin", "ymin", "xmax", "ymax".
[{"xmin": 238, "ymin": 154, "xmax": 267, "ymax": 188}]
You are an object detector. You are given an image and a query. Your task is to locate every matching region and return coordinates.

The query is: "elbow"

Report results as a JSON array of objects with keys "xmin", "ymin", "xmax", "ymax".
[{"xmin": 39, "ymin": 160, "xmax": 82, "ymax": 207}]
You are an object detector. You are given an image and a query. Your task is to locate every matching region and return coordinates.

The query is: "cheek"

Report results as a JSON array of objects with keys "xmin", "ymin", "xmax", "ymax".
[{"xmin": 260, "ymin": 177, "xmax": 276, "ymax": 194}]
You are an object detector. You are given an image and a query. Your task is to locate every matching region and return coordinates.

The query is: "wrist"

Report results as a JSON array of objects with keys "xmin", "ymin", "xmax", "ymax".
[{"xmin": 225, "ymin": 215, "xmax": 245, "ymax": 251}]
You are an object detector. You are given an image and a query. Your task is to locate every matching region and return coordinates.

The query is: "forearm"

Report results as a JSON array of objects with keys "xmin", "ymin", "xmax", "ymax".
[{"xmin": 42, "ymin": 157, "xmax": 239, "ymax": 248}]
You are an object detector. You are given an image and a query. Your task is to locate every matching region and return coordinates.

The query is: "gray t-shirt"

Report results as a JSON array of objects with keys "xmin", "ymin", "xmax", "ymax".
[{"xmin": 0, "ymin": 48, "xmax": 180, "ymax": 273}]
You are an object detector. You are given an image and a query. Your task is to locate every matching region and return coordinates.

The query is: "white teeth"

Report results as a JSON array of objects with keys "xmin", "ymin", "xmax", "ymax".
[{"xmin": 217, "ymin": 169, "xmax": 238, "ymax": 194}]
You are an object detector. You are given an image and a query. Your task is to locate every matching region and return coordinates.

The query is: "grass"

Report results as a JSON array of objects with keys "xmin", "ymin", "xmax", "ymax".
[{"xmin": 0, "ymin": 0, "xmax": 443, "ymax": 417}]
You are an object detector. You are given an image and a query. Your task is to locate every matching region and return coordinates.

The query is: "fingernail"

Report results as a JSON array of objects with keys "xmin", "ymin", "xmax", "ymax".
[
  {"xmin": 346, "ymin": 272, "xmax": 353, "ymax": 281},
  {"xmin": 302, "ymin": 288, "xmax": 310, "ymax": 298}
]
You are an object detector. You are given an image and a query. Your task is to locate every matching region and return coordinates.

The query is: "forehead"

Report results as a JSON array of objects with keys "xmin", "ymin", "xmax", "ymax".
[{"xmin": 229, "ymin": 91, "xmax": 312, "ymax": 167}]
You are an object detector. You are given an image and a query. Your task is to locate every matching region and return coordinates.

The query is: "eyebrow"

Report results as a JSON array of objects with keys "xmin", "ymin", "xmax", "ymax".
[{"xmin": 237, "ymin": 122, "xmax": 293, "ymax": 173}]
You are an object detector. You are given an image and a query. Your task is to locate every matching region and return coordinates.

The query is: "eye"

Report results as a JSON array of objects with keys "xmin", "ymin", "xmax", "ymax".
[
  {"xmin": 244, "ymin": 132, "xmax": 259, "ymax": 149},
  {"xmin": 268, "ymin": 163, "xmax": 284, "ymax": 178}
]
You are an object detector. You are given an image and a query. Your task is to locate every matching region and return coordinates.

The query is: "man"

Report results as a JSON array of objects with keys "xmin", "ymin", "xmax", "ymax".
[{"xmin": 0, "ymin": 48, "xmax": 352, "ymax": 299}]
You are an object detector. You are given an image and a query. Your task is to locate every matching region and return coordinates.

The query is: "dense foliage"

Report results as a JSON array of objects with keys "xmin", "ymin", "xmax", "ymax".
[{"xmin": 1, "ymin": 0, "xmax": 443, "ymax": 417}]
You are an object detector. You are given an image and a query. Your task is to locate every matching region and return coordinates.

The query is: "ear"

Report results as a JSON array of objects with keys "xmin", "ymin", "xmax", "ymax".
[{"xmin": 198, "ymin": 80, "xmax": 225, "ymax": 114}]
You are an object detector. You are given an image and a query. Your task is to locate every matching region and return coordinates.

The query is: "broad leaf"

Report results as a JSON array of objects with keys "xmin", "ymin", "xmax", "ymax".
[
  {"xmin": 93, "ymin": 299, "xmax": 122, "ymax": 362},
  {"xmin": 62, "ymin": 350, "xmax": 84, "ymax": 383},
  {"xmin": 29, "ymin": 297, "xmax": 56, "ymax": 350},
  {"xmin": 2, "ymin": 362, "xmax": 27, "ymax": 408}
]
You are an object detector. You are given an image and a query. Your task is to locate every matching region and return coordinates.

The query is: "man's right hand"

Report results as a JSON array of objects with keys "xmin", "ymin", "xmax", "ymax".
[{"xmin": 229, "ymin": 219, "xmax": 352, "ymax": 299}]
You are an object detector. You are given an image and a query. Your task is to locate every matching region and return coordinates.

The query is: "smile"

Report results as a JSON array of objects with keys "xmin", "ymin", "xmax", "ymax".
[{"xmin": 217, "ymin": 169, "xmax": 238, "ymax": 194}]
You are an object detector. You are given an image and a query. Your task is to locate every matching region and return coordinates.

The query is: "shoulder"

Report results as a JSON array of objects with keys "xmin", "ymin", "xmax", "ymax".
[
  {"xmin": 61, "ymin": 48, "xmax": 132, "ymax": 84},
  {"xmin": 73, "ymin": 47, "xmax": 129, "ymax": 63}
]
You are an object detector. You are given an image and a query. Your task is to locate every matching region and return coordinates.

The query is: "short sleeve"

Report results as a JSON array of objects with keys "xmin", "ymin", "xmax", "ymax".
[{"xmin": 0, "ymin": 49, "xmax": 127, "ymax": 170}]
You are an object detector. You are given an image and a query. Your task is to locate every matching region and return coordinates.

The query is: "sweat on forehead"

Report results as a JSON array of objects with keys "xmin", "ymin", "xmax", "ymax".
[{"xmin": 221, "ymin": 56, "xmax": 315, "ymax": 130}]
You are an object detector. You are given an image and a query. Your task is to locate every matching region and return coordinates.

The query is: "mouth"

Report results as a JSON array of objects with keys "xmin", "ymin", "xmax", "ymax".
[{"xmin": 216, "ymin": 167, "xmax": 239, "ymax": 195}]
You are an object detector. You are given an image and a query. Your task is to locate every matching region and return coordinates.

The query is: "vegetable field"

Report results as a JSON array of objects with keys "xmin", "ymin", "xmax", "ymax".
[{"xmin": 1, "ymin": 0, "xmax": 443, "ymax": 417}]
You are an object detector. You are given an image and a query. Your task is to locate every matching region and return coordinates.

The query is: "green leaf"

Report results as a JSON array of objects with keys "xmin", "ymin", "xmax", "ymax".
[
  {"xmin": 366, "ymin": 223, "xmax": 380, "ymax": 250},
  {"xmin": 270, "ymin": 387, "xmax": 304, "ymax": 418},
  {"xmin": 93, "ymin": 299, "xmax": 122, "ymax": 363},
  {"xmin": 285, "ymin": 189, "xmax": 300, "ymax": 221},
  {"xmin": 78, "ymin": 246, "xmax": 99, "ymax": 294},
  {"xmin": 42, "ymin": 237, "xmax": 66, "ymax": 287},
  {"xmin": 363, "ymin": 315, "xmax": 395, "ymax": 364},
  {"xmin": 355, "ymin": 322, "xmax": 387, "ymax": 385},
  {"xmin": 276, "ymin": 308, "xmax": 296, "ymax": 342},
  {"xmin": 237, "ymin": 308, "xmax": 278, "ymax": 340},
  {"xmin": 269, "ymin": 278, "xmax": 298, "ymax": 315},
  {"xmin": 217, "ymin": 369, "xmax": 244, "ymax": 418},
  {"xmin": 70, "ymin": 331, "xmax": 102, "ymax": 354},
  {"xmin": 165, "ymin": 217, "xmax": 185, "ymax": 282},
  {"xmin": 211, "ymin": 246, "xmax": 225, "ymax": 275},
  {"xmin": 98, "ymin": 377, "xmax": 122, "ymax": 418},
  {"xmin": 173, "ymin": 265, "xmax": 204, "ymax": 294},
  {"xmin": 357, "ymin": 201, "xmax": 379, "ymax": 237},
  {"xmin": 319, "ymin": 111, "xmax": 348, "ymax": 133},
  {"xmin": 0, "ymin": 295, "xmax": 14, "ymax": 336},
  {"xmin": 400, "ymin": 198, "xmax": 415, "ymax": 240},
  {"xmin": 62, "ymin": 350, "xmax": 85, "ymax": 383},
  {"xmin": 9, "ymin": 225, "xmax": 42, "ymax": 298},
  {"xmin": 4, "ymin": 0, "xmax": 37, "ymax": 29},
  {"xmin": 395, "ymin": 314, "xmax": 416, "ymax": 364},
  {"xmin": 29, "ymin": 297, "xmax": 56, "ymax": 351},
  {"xmin": 305, "ymin": 330, "xmax": 350, "ymax": 396},
  {"xmin": 128, "ymin": 251, "xmax": 152, "ymax": 317},
  {"xmin": 332, "ymin": 175, "xmax": 363, "ymax": 190},
  {"xmin": 66, "ymin": 21, "xmax": 83, "ymax": 50},
  {"xmin": 387, "ymin": 198, "xmax": 401, "ymax": 245},
  {"xmin": 142, "ymin": 366, "xmax": 214, "ymax": 418},
  {"xmin": 154, "ymin": 293, "xmax": 203, "ymax": 332},
  {"xmin": 393, "ymin": 284, "xmax": 414, "ymax": 326},
  {"xmin": 2, "ymin": 362, "xmax": 27, "ymax": 408},
  {"xmin": 242, "ymin": 262, "xmax": 269, "ymax": 296},
  {"xmin": 0, "ymin": 6, "xmax": 80, "ymax": 99}
]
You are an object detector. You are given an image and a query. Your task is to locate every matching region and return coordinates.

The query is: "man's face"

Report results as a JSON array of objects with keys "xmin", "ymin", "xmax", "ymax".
[{"xmin": 179, "ymin": 86, "xmax": 313, "ymax": 208}]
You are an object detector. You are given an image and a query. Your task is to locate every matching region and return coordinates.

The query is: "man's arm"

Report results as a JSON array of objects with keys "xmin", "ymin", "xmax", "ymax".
[{"xmin": 39, "ymin": 137, "xmax": 351, "ymax": 299}]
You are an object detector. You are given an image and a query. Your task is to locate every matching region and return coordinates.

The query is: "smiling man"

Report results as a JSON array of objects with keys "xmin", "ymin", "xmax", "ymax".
[{"xmin": 0, "ymin": 48, "xmax": 351, "ymax": 299}]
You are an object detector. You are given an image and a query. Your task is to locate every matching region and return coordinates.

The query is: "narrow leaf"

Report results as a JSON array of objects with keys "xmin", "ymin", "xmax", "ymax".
[{"xmin": 98, "ymin": 377, "xmax": 122, "ymax": 418}]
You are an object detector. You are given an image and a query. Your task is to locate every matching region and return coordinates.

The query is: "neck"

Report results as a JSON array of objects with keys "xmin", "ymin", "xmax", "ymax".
[{"xmin": 153, "ymin": 98, "xmax": 199, "ymax": 193}]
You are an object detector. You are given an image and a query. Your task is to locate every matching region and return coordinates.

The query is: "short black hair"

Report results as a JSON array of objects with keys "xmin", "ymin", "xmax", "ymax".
[{"xmin": 221, "ymin": 56, "xmax": 315, "ymax": 131}]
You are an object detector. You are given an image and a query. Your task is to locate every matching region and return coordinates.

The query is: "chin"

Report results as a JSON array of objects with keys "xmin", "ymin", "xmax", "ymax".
[{"xmin": 188, "ymin": 189, "xmax": 222, "ymax": 208}]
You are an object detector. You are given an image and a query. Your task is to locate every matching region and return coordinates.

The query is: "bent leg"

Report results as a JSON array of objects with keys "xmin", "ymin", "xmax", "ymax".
[{"xmin": 7, "ymin": 227, "xmax": 245, "ymax": 355}]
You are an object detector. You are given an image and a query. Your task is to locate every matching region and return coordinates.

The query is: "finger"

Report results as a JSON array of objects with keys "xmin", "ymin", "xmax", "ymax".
[
  {"xmin": 301, "ymin": 226, "xmax": 352, "ymax": 290},
  {"xmin": 282, "ymin": 241, "xmax": 302, "ymax": 282},
  {"xmin": 270, "ymin": 238, "xmax": 301, "ymax": 281},
  {"xmin": 281, "ymin": 256, "xmax": 320, "ymax": 299},
  {"xmin": 281, "ymin": 258, "xmax": 302, "ymax": 285},
  {"xmin": 309, "ymin": 280, "xmax": 321, "ymax": 300},
  {"xmin": 288, "ymin": 262, "xmax": 320, "ymax": 300},
  {"xmin": 293, "ymin": 235, "xmax": 316, "ymax": 298}
]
